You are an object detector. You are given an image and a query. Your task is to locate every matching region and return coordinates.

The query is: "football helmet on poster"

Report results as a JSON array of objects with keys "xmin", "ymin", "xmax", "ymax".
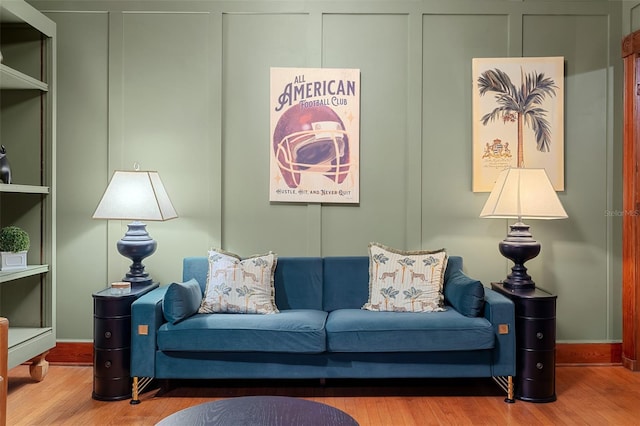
[{"xmin": 273, "ymin": 104, "xmax": 351, "ymax": 188}]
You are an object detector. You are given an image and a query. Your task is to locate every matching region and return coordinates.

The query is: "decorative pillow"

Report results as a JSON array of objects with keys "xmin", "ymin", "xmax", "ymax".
[
  {"xmin": 444, "ymin": 270, "xmax": 485, "ymax": 317},
  {"xmin": 199, "ymin": 249, "xmax": 279, "ymax": 314},
  {"xmin": 362, "ymin": 242, "xmax": 448, "ymax": 313},
  {"xmin": 163, "ymin": 278, "xmax": 203, "ymax": 324}
]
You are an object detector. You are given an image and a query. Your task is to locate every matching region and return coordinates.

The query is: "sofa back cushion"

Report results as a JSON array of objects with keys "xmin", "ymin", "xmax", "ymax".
[
  {"xmin": 443, "ymin": 271, "xmax": 485, "ymax": 317},
  {"xmin": 443, "ymin": 256, "xmax": 485, "ymax": 317},
  {"xmin": 183, "ymin": 257, "xmax": 210, "ymax": 293},
  {"xmin": 274, "ymin": 257, "xmax": 324, "ymax": 310},
  {"xmin": 444, "ymin": 256, "xmax": 465, "ymax": 279},
  {"xmin": 323, "ymin": 256, "xmax": 370, "ymax": 311}
]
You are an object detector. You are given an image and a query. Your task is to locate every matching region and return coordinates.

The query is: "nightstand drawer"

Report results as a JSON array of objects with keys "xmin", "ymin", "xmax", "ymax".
[
  {"xmin": 94, "ymin": 317, "xmax": 131, "ymax": 349},
  {"xmin": 92, "ymin": 377, "xmax": 131, "ymax": 401},
  {"xmin": 518, "ymin": 349, "xmax": 555, "ymax": 379},
  {"xmin": 518, "ymin": 378, "xmax": 555, "ymax": 402},
  {"xmin": 94, "ymin": 348, "xmax": 130, "ymax": 378},
  {"xmin": 514, "ymin": 298, "xmax": 556, "ymax": 319},
  {"xmin": 94, "ymin": 296, "xmax": 135, "ymax": 318},
  {"xmin": 516, "ymin": 318, "xmax": 555, "ymax": 350}
]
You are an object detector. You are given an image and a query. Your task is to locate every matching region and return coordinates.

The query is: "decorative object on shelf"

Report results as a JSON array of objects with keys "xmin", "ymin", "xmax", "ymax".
[
  {"xmin": 0, "ymin": 226, "xmax": 30, "ymax": 271},
  {"xmin": 0, "ymin": 145, "xmax": 12, "ymax": 184},
  {"xmin": 480, "ymin": 167, "xmax": 567, "ymax": 290},
  {"xmin": 93, "ymin": 166, "xmax": 177, "ymax": 286}
]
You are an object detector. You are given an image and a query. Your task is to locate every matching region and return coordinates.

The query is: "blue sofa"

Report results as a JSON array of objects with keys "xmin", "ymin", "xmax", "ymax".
[{"xmin": 130, "ymin": 256, "xmax": 516, "ymax": 401}]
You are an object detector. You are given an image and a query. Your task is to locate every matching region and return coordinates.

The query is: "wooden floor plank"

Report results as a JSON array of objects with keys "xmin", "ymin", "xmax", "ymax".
[{"xmin": 7, "ymin": 365, "xmax": 640, "ymax": 425}]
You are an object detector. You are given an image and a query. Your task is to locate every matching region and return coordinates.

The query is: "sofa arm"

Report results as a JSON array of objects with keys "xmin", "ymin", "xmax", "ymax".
[
  {"xmin": 483, "ymin": 288, "xmax": 516, "ymax": 377},
  {"xmin": 131, "ymin": 286, "xmax": 168, "ymax": 378}
]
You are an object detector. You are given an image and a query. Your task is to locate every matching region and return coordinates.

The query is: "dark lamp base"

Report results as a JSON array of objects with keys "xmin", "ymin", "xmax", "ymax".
[
  {"xmin": 499, "ymin": 221, "xmax": 541, "ymax": 290},
  {"xmin": 116, "ymin": 221, "xmax": 157, "ymax": 286}
]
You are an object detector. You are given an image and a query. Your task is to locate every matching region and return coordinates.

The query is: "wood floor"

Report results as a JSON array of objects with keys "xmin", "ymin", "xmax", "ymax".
[{"xmin": 6, "ymin": 364, "xmax": 640, "ymax": 425}]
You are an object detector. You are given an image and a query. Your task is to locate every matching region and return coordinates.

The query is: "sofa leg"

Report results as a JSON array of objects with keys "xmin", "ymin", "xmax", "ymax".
[
  {"xmin": 505, "ymin": 376, "xmax": 515, "ymax": 403},
  {"xmin": 492, "ymin": 375, "xmax": 515, "ymax": 403},
  {"xmin": 131, "ymin": 377, "xmax": 141, "ymax": 405},
  {"xmin": 130, "ymin": 376, "xmax": 154, "ymax": 405}
]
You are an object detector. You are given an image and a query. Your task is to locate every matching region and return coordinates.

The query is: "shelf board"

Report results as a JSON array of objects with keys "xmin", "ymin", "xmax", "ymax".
[
  {"xmin": 0, "ymin": 0, "xmax": 56, "ymax": 37},
  {"xmin": 7, "ymin": 326, "xmax": 52, "ymax": 349},
  {"xmin": 0, "ymin": 264, "xmax": 49, "ymax": 283},
  {"xmin": 0, "ymin": 63, "xmax": 48, "ymax": 91},
  {"xmin": 7, "ymin": 326, "xmax": 55, "ymax": 370},
  {"xmin": 0, "ymin": 183, "xmax": 49, "ymax": 194}
]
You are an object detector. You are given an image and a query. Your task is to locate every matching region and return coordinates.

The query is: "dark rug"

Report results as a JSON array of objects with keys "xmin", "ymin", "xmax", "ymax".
[{"xmin": 156, "ymin": 395, "xmax": 360, "ymax": 426}]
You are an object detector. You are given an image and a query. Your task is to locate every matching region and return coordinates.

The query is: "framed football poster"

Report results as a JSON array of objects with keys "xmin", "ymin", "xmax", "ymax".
[{"xmin": 270, "ymin": 67, "xmax": 360, "ymax": 203}]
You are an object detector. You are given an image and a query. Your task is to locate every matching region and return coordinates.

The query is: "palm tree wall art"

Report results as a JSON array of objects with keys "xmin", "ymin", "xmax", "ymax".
[{"xmin": 472, "ymin": 57, "xmax": 564, "ymax": 192}]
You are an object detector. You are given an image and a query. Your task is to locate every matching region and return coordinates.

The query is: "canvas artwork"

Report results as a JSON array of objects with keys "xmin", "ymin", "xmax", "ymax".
[
  {"xmin": 270, "ymin": 67, "xmax": 360, "ymax": 203},
  {"xmin": 472, "ymin": 57, "xmax": 564, "ymax": 192}
]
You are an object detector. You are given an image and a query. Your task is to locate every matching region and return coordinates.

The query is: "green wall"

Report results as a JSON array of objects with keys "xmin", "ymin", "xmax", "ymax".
[{"xmin": 32, "ymin": 0, "xmax": 628, "ymax": 343}]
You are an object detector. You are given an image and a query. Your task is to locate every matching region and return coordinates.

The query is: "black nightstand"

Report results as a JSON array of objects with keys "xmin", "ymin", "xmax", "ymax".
[
  {"xmin": 491, "ymin": 282, "xmax": 557, "ymax": 403},
  {"xmin": 92, "ymin": 283, "xmax": 158, "ymax": 401}
]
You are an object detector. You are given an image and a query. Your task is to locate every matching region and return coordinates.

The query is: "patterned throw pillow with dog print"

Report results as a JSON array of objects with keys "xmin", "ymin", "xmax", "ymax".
[
  {"xmin": 362, "ymin": 242, "xmax": 447, "ymax": 313},
  {"xmin": 199, "ymin": 249, "xmax": 279, "ymax": 314}
]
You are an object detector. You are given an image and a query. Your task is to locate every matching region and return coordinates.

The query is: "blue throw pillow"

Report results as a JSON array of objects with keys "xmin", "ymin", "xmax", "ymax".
[
  {"xmin": 163, "ymin": 278, "xmax": 202, "ymax": 324},
  {"xmin": 444, "ymin": 270, "xmax": 485, "ymax": 317}
]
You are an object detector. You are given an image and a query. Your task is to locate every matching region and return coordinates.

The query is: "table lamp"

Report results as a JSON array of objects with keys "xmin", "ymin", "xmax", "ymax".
[
  {"xmin": 93, "ymin": 169, "xmax": 177, "ymax": 286},
  {"xmin": 480, "ymin": 168, "xmax": 567, "ymax": 290}
]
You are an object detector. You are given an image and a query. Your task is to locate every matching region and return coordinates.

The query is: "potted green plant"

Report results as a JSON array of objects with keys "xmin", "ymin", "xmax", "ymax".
[{"xmin": 0, "ymin": 226, "xmax": 30, "ymax": 271}]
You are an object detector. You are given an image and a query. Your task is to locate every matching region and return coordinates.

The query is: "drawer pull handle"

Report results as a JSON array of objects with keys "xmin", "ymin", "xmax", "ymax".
[
  {"xmin": 536, "ymin": 362, "xmax": 544, "ymax": 370},
  {"xmin": 105, "ymin": 361, "xmax": 112, "ymax": 369},
  {"xmin": 536, "ymin": 332, "xmax": 544, "ymax": 340},
  {"xmin": 104, "ymin": 331, "xmax": 112, "ymax": 339}
]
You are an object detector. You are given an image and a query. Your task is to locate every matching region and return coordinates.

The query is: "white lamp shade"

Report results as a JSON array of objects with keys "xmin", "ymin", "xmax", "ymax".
[
  {"xmin": 93, "ymin": 170, "xmax": 178, "ymax": 221},
  {"xmin": 480, "ymin": 168, "xmax": 567, "ymax": 220}
]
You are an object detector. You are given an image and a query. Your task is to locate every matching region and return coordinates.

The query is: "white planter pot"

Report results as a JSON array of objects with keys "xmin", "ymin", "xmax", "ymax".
[{"xmin": 0, "ymin": 251, "xmax": 27, "ymax": 271}]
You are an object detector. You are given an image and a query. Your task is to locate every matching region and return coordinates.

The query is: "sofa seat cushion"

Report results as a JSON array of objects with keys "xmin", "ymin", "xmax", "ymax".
[
  {"xmin": 325, "ymin": 308, "xmax": 494, "ymax": 352},
  {"xmin": 157, "ymin": 309, "xmax": 327, "ymax": 354}
]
